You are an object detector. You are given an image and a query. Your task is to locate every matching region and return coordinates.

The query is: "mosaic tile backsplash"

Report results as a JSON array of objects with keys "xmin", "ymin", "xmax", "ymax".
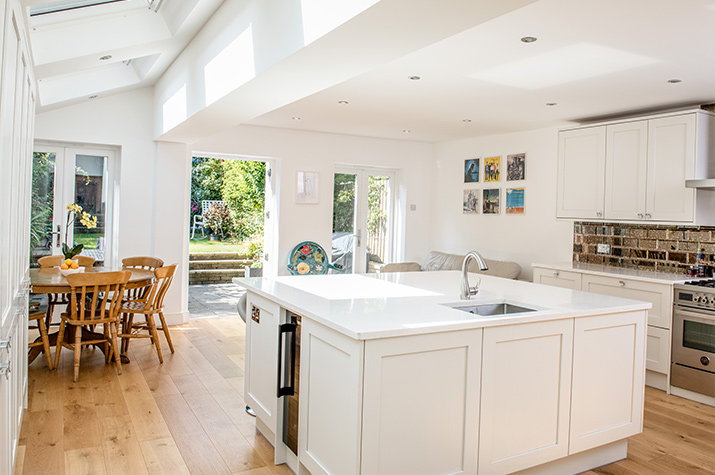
[{"xmin": 573, "ymin": 222, "xmax": 715, "ymax": 274}]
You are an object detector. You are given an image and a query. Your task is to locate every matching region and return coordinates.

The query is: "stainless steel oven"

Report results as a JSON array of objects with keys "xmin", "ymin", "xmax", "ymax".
[{"xmin": 672, "ymin": 283, "xmax": 715, "ymax": 397}]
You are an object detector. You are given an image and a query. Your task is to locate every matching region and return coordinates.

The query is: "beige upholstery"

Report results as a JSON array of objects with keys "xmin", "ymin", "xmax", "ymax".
[{"xmin": 381, "ymin": 251, "xmax": 522, "ymax": 280}]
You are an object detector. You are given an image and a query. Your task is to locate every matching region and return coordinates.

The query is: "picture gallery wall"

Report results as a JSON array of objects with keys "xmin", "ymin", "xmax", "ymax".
[{"xmin": 463, "ymin": 153, "xmax": 525, "ymax": 215}]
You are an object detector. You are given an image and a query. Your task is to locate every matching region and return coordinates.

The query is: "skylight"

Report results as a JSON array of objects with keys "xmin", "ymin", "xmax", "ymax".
[{"xmin": 29, "ymin": 0, "xmax": 126, "ymax": 16}]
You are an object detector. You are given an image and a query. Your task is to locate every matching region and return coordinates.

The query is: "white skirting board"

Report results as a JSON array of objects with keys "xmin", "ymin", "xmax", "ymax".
[
  {"xmin": 162, "ymin": 311, "xmax": 190, "ymax": 326},
  {"xmin": 513, "ymin": 440, "xmax": 627, "ymax": 475},
  {"xmin": 670, "ymin": 386, "xmax": 715, "ymax": 408}
]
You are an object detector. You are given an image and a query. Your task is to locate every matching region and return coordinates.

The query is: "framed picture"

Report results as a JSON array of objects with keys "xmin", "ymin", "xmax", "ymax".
[
  {"xmin": 483, "ymin": 188, "xmax": 500, "ymax": 214},
  {"xmin": 464, "ymin": 158, "xmax": 480, "ymax": 183},
  {"xmin": 507, "ymin": 153, "xmax": 526, "ymax": 181},
  {"xmin": 296, "ymin": 171, "xmax": 319, "ymax": 204},
  {"xmin": 506, "ymin": 187, "xmax": 525, "ymax": 214},
  {"xmin": 463, "ymin": 189, "xmax": 479, "ymax": 214},
  {"xmin": 484, "ymin": 156, "xmax": 500, "ymax": 182}
]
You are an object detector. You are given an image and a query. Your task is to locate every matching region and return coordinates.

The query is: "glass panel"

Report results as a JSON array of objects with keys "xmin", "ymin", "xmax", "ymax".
[
  {"xmin": 30, "ymin": 152, "xmax": 56, "ymax": 266},
  {"xmin": 332, "ymin": 173, "xmax": 357, "ymax": 273},
  {"xmin": 30, "ymin": 0, "xmax": 125, "ymax": 16},
  {"xmin": 74, "ymin": 154, "xmax": 107, "ymax": 265},
  {"xmin": 683, "ymin": 320, "xmax": 715, "ymax": 354},
  {"xmin": 366, "ymin": 175, "xmax": 390, "ymax": 273}
]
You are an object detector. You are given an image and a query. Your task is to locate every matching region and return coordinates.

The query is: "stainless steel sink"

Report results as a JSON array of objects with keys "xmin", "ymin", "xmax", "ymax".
[{"xmin": 448, "ymin": 302, "xmax": 536, "ymax": 317}]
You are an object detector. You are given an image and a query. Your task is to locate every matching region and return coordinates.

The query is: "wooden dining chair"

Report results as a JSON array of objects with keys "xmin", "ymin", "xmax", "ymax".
[
  {"xmin": 38, "ymin": 254, "xmax": 96, "ymax": 268},
  {"xmin": 122, "ymin": 256, "xmax": 164, "ymax": 301},
  {"xmin": 55, "ymin": 271, "xmax": 130, "ymax": 382},
  {"xmin": 38, "ymin": 254, "xmax": 97, "ymax": 329},
  {"xmin": 118, "ymin": 264, "xmax": 177, "ymax": 362},
  {"xmin": 28, "ymin": 302, "xmax": 53, "ymax": 370}
]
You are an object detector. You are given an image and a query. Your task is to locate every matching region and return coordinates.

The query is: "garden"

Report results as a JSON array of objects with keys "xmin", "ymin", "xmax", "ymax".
[{"xmin": 190, "ymin": 157, "xmax": 265, "ymax": 264}]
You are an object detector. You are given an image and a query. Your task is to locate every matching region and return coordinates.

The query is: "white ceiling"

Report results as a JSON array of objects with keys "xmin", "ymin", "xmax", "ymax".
[{"xmin": 24, "ymin": 0, "xmax": 715, "ymax": 144}]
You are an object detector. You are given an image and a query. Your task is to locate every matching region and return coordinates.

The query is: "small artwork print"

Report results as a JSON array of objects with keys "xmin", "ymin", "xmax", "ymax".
[
  {"xmin": 483, "ymin": 188, "xmax": 500, "ymax": 214},
  {"xmin": 463, "ymin": 189, "xmax": 479, "ymax": 214},
  {"xmin": 507, "ymin": 153, "xmax": 526, "ymax": 181},
  {"xmin": 464, "ymin": 159, "xmax": 480, "ymax": 183},
  {"xmin": 484, "ymin": 156, "xmax": 500, "ymax": 182},
  {"xmin": 506, "ymin": 187, "xmax": 525, "ymax": 214}
]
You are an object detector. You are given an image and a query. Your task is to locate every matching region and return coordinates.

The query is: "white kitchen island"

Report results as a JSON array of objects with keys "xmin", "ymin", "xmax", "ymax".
[{"xmin": 234, "ymin": 271, "xmax": 650, "ymax": 475}]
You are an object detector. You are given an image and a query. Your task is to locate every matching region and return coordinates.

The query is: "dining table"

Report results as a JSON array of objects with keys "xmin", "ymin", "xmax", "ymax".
[{"xmin": 29, "ymin": 266, "xmax": 154, "ymax": 365}]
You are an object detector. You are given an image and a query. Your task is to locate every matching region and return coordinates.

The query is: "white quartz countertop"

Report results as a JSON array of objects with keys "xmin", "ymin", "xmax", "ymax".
[
  {"xmin": 233, "ymin": 271, "xmax": 651, "ymax": 340},
  {"xmin": 532, "ymin": 262, "xmax": 695, "ymax": 284}
]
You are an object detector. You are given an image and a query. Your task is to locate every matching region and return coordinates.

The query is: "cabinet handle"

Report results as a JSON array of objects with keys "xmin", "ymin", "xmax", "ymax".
[
  {"xmin": 618, "ymin": 281, "xmax": 626, "ymax": 287},
  {"xmin": 251, "ymin": 305, "xmax": 260, "ymax": 324},
  {"xmin": 277, "ymin": 322, "xmax": 297, "ymax": 397},
  {"xmin": 645, "ymin": 213, "xmax": 652, "ymax": 219},
  {"xmin": 0, "ymin": 363, "xmax": 10, "ymax": 380},
  {"xmin": 596, "ymin": 211, "xmax": 603, "ymax": 217},
  {"xmin": 0, "ymin": 336, "xmax": 10, "ymax": 352},
  {"xmin": 637, "ymin": 213, "xmax": 644, "ymax": 219},
  {"xmin": 553, "ymin": 271, "xmax": 560, "ymax": 277}
]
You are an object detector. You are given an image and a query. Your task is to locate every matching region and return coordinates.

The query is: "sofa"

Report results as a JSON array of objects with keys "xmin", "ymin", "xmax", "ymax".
[{"xmin": 379, "ymin": 250, "xmax": 522, "ymax": 280}]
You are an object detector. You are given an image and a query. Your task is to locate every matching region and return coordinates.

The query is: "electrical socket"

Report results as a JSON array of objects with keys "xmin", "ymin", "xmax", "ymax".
[{"xmin": 596, "ymin": 243, "xmax": 611, "ymax": 255}]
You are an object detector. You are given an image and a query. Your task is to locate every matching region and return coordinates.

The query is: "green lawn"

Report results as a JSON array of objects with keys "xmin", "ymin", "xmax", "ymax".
[
  {"xmin": 189, "ymin": 236, "xmax": 250, "ymax": 253},
  {"xmin": 74, "ymin": 232, "xmax": 102, "ymax": 249}
]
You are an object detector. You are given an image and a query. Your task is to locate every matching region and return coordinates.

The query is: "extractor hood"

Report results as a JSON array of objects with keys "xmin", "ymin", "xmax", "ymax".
[{"xmin": 685, "ymin": 179, "xmax": 715, "ymax": 190}]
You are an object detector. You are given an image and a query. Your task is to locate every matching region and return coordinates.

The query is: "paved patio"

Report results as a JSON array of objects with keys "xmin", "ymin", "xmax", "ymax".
[{"xmin": 188, "ymin": 283, "xmax": 245, "ymax": 319}]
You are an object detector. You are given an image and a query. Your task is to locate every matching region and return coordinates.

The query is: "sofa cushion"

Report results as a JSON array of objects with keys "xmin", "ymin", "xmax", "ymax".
[
  {"xmin": 421, "ymin": 251, "xmax": 521, "ymax": 279},
  {"xmin": 380, "ymin": 262, "xmax": 422, "ymax": 273}
]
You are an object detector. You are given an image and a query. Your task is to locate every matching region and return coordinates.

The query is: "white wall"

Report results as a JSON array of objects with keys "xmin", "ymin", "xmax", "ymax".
[
  {"xmin": 193, "ymin": 125, "xmax": 433, "ymax": 274},
  {"xmin": 431, "ymin": 127, "xmax": 573, "ymax": 280},
  {"xmin": 33, "ymin": 88, "xmax": 190, "ymax": 323}
]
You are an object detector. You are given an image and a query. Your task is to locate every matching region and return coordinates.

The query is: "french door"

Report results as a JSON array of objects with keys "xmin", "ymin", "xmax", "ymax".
[
  {"xmin": 31, "ymin": 144, "xmax": 117, "ymax": 266},
  {"xmin": 332, "ymin": 167, "xmax": 395, "ymax": 274}
]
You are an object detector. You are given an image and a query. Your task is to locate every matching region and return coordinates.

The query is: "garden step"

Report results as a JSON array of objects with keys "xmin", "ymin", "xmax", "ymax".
[
  {"xmin": 189, "ymin": 252, "xmax": 249, "ymax": 261},
  {"xmin": 188, "ymin": 268, "xmax": 246, "ymax": 285},
  {"xmin": 189, "ymin": 259, "xmax": 252, "ymax": 270}
]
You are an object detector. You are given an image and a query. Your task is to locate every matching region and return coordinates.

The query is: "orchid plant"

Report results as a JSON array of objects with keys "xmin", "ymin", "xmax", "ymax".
[{"xmin": 62, "ymin": 203, "xmax": 98, "ymax": 259}]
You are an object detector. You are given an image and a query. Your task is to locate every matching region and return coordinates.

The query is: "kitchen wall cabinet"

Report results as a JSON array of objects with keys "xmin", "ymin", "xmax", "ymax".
[
  {"xmin": 533, "ymin": 265, "xmax": 673, "ymax": 391},
  {"xmin": 557, "ymin": 110, "xmax": 715, "ymax": 224},
  {"xmin": 479, "ymin": 319, "xmax": 573, "ymax": 475},
  {"xmin": 570, "ymin": 312, "xmax": 645, "ymax": 454},
  {"xmin": 556, "ymin": 126, "xmax": 606, "ymax": 219}
]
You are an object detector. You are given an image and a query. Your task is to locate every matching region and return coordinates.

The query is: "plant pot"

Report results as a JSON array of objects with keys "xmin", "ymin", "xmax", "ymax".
[
  {"xmin": 209, "ymin": 234, "xmax": 221, "ymax": 241},
  {"xmin": 245, "ymin": 266, "xmax": 263, "ymax": 278}
]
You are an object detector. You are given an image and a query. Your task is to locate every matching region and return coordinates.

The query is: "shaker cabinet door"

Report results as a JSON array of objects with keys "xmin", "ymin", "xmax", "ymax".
[
  {"xmin": 557, "ymin": 127, "xmax": 606, "ymax": 219},
  {"xmin": 604, "ymin": 121, "xmax": 648, "ymax": 220}
]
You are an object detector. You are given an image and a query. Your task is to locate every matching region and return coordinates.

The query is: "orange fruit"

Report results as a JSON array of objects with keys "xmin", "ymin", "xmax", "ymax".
[
  {"xmin": 70, "ymin": 262, "xmax": 79, "ymax": 269},
  {"xmin": 64, "ymin": 258, "xmax": 74, "ymax": 266},
  {"xmin": 60, "ymin": 263, "xmax": 69, "ymax": 270}
]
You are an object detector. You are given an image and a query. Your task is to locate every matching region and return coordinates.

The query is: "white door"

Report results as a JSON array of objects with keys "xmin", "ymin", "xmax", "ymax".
[
  {"xmin": 31, "ymin": 144, "xmax": 117, "ymax": 266},
  {"xmin": 604, "ymin": 121, "xmax": 648, "ymax": 220},
  {"xmin": 646, "ymin": 114, "xmax": 696, "ymax": 222},
  {"xmin": 332, "ymin": 167, "xmax": 395, "ymax": 274},
  {"xmin": 556, "ymin": 127, "xmax": 606, "ymax": 219}
]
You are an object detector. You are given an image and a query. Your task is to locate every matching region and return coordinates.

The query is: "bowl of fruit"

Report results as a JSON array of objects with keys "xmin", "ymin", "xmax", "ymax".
[{"xmin": 60, "ymin": 258, "xmax": 84, "ymax": 276}]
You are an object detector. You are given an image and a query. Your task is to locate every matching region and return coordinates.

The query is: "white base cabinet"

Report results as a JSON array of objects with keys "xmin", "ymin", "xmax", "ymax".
[
  {"xmin": 533, "ymin": 265, "xmax": 673, "ymax": 390},
  {"xmin": 479, "ymin": 320, "xmax": 573, "ymax": 475}
]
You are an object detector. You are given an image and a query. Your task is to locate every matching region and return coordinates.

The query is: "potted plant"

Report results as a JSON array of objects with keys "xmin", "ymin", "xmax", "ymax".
[
  {"xmin": 203, "ymin": 202, "xmax": 231, "ymax": 240},
  {"xmin": 60, "ymin": 203, "xmax": 97, "ymax": 272}
]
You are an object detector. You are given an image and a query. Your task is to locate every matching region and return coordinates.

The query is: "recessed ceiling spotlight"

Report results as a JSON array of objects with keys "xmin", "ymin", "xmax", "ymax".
[
  {"xmin": 99, "ymin": 55, "xmax": 112, "ymax": 61},
  {"xmin": 292, "ymin": 116, "xmax": 301, "ymax": 120},
  {"xmin": 408, "ymin": 75, "xmax": 421, "ymax": 81},
  {"xmin": 546, "ymin": 102, "xmax": 557, "ymax": 106},
  {"xmin": 463, "ymin": 119, "xmax": 472, "ymax": 123},
  {"xmin": 403, "ymin": 129, "xmax": 411, "ymax": 133},
  {"xmin": 667, "ymin": 79, "xmax": 682, "ymax": 84},
  {"xmin": 338, "ymin": 101, "xmax": 349, "ymax": 105},
  {"xmin": 88, "ymin": 95, "xmax": 98, "ymax": 99},
  {"xmin": 520, "ymin": 36, "xmax": 537, "ymax": 43}
]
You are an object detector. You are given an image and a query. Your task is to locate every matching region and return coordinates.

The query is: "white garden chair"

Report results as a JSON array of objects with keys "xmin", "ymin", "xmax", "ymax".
[{"xmin": 191, "ymin": 200, "xmax": 225, "ymax": 239}]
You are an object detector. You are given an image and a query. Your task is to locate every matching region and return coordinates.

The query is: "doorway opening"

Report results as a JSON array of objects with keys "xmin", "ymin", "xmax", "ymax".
[
  {"xmin": 30, "ymin": 143, "xmax": 118, "ymax": 267},
  {"xmin": 332, "ymin": 166, "xmax": 395, "ymax": 274},
  {"xmin": 188, "ymin": 155, "xmax": 271, "ymax": 318}
]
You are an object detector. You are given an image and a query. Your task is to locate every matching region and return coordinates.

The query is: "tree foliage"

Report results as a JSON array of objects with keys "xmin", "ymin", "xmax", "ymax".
[{"xmin": 332, "ymin": 173, "xmax": 356, "ymax": 233}]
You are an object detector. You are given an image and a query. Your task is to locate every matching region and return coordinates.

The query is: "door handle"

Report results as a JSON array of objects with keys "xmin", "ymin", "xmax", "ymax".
[
  {"xmin": 0, "ymin": 363, "xmax": 10, "ymax": 380},
  {"xmin": 277, "ymin": 322, "xmax": 297, "ymax": 397},
  {"xmin": 353, "ymin": 229, "xmax": 361, "ymax": 247},
  {"xmin": 0, "ymin": 336, "xmax": 11, "ymax": 353},
  {"xmin": 49, "ymin": 224, "xmax": 61, "ymax": 248}
]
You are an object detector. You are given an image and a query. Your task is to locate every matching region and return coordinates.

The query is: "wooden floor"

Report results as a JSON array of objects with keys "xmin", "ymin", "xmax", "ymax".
[{"xmin": 16, "ymin": 316, "xmax": 715, "ymax": 475}]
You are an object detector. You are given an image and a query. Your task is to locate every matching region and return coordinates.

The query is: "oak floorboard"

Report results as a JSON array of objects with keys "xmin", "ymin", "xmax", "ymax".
[
  {"xmin": 98, "ymin": 415, "xmax": 149, "ymax": 475},
  {"xmin": 22, "ymin": 409, "xmax": 65, "ymax": 475},
  {"xmin": 138, "ymin": 437, "xmax": 191, "ymax": 475},
  {"xmin": 64, "ymin": 446, "xmax": 106, "ymax": 475}
]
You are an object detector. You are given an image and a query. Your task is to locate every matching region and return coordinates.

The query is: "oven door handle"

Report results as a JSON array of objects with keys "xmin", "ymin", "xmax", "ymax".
[
  {"xmin": 277, "ymin": 322, "xmax": 297, "ymax": 397},
  {"xmin": 674, "ymin": 306, "xmax": 715, "ymax": 322}
]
